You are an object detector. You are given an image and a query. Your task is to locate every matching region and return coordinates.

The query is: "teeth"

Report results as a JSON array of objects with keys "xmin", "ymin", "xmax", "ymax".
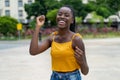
[{"xmin": 59, "ymin": 20, "xmax": 65, "ymax": 23}]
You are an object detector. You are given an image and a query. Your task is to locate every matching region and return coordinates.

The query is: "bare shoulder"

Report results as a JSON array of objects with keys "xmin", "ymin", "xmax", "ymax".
[
  {"xmin": 72, "ymin": 33, "xmax": 84, "ymax": 50},
  {"xmin": 46, "ymin": 31, "xmax": 56, "ymax": 45},
  {"xmin": 73, "ymin": 33, "xmax": 83, "ymax": 42}
]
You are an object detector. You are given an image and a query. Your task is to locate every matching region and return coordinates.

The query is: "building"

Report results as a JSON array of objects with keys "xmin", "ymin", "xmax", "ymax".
[{"xmin": 0, "ymin": 0, "xmax": 35, "ymax": 23}]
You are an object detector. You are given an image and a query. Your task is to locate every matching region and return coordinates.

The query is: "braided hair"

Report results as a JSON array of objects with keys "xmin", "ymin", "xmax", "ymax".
[{"xmin": 62, "ymin": 5, "xmax": 76, "ymax": 32}]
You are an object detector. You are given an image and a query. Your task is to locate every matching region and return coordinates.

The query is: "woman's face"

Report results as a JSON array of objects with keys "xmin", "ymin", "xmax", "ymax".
[{"xmin": 56, "ymin": 7, "xmax": 73, "ymax": 29}]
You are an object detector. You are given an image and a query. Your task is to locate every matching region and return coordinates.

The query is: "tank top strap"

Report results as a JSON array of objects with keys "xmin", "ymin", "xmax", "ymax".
[
  {"xmin": 72, "ymin": 33, "xmax": 82, "ymax": 40},
  {"xmin": 51, "ymin": 31, "xmax": 58, "ymax": 41}
]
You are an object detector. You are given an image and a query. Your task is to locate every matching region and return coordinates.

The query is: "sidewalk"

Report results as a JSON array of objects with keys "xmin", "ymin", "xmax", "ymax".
[
  {"xmin": 83, "ymin": 38, "xmax": 120, "ymax": 80},
  {"xmin": 0, "ymin": 38, "xmax": 120, "ymax": 80}
]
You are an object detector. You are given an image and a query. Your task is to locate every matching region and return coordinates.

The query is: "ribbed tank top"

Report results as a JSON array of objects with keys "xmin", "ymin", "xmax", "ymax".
[{"xmin": 50, "ymin": 32, "xmax": 82, "ymax": 72}]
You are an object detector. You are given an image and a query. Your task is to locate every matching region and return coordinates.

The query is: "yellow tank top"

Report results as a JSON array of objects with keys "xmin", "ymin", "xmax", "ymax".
[{"xmin": 50, "ymin": 32, "xmax": 82, "ymax": 72}]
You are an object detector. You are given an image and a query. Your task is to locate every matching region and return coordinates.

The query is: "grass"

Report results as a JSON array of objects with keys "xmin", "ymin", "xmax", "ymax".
[
  {"xmin": 0, "ymin": 31, "xmax": 120, "ymax": 41},
  {"xmin": 0, "ymin": 36, "xmax": 17, "ymax": 40},
  {"xmin": 82, "ymin": 31, "xmax": 120, "ymax": 39}
]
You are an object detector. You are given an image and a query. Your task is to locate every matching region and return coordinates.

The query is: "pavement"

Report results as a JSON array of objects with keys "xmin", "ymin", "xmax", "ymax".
[{"xmin": 0, "ymin": 38, "xmax": 120, "ymax": 80}]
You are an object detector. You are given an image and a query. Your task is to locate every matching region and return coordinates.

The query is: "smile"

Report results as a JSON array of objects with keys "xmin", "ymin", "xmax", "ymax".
[{"xmin": 58, "ymin": 20, "xmax": 66, "ymax": 26}]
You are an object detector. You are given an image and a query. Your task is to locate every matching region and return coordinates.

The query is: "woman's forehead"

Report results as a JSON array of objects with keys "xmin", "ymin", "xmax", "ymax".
[{"xmin": 58, "ymin": 7, "xmax": 72, "ymax": 13}]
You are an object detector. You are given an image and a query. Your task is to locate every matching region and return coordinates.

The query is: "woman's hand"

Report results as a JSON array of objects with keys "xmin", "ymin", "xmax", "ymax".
[
  {"xmin": 36, "ymin": 15, "xmax": 45, "ymax": 28},
  {"xmin": 74, "ymin": 46, "xmax": 89, "ymax": 75},
  {"xmin": 74, "ymin": 46, "xmax": 85, "ymax": 65}
]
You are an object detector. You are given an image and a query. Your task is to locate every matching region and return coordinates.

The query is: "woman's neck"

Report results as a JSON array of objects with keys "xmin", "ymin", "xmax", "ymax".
[{"xmin": 58, "ymin": 29, "xmax": 71, "ymax": 36}]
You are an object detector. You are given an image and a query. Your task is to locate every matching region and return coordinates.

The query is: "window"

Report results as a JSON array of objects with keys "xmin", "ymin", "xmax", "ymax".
[
  {"xmin": 5, "ymin": 0, "xmax": 10, "ymax": 7},
  {"xmin": 18, "ymin": 0, "xmax": 23, "ymax": 7},
  {"xmin": 18, "ymin": 10, "xmax": 23, "ymax": 17},
  {"xmin": 5, "ymin": 10, "xmax": 10, "ymax": 16},
  {"xmin": 28, "ymin": 0, "xmax": 32, "ymax": 4}
]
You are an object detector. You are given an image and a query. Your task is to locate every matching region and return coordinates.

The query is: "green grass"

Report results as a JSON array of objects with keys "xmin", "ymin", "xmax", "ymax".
[
  {"xmin": 0, "ymin": 31, "xmax": 120, "ymax": 41},
  {"xmin": 82, "ymin": 32, "xmax": 120, "ymax": 39},
  {"xmin": 0, "ymin": 36, "xmax": 17, "ymax": 40}
]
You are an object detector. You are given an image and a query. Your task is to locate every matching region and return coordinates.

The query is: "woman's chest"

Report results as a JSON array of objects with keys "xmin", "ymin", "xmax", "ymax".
[{"xmin": 51, "ymin": 41, "xmax": 74, "ymax": 58}]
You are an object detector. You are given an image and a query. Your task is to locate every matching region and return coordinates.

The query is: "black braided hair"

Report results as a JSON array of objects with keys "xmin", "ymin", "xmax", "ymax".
[{"xmin": 62, "ymin": 5, "xmax": 76, "ymax": 32}]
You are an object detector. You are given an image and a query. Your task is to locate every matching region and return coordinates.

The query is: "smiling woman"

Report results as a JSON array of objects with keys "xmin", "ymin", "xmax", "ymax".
[
  {"xmin": 56, "ymin": 5, "xmax": 76, "ymax": 33},
  {"xmin": 29, "ymin": 5, "xmax": 89, "ymax": 80},
  {"xmin": 56, "ymin": 6, "xmax": 73, "ymax": 29}
]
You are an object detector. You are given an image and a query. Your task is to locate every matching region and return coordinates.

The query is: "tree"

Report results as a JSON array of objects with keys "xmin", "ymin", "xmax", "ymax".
[
  {"xmin": 75, "ymin": 17, "xmax": 82, "ymax": 26},
  {"xmin": 92, "ymin": 0, "xmax": 120, "ymax": 18},
  {"xmin": 0, "ymin": 16, "xmax": 18, "ymax": 36},
  {"xmin": 24, "ymin": 0, "xmax": 120, "ymax": 27},
  {"xmin": 24, "ymin": 0, "xmax": 61, "ymax": 27},
  {"xmin": 60, "ymin": 0, "xmax": 87, "ymax": 19},
  {"xmin": 24, "ymin": 2, "xmax": 43, "ymax": 19},
  {"xmin": 24, "ymin": 0, "xmax": 61, "ymax": 18},
  {"xmin": 46, "ymin": 9, "xmax": 58, "ymax": 26}
]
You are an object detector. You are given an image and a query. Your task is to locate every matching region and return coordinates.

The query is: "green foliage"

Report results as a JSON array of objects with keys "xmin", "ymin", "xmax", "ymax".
[
  {"xmin": 0, "ymin": 16, "xmax": 18, "ymax": 36},
  {"xmin": 24, "ymin": 0, "xmax": 61, "ymax": 19},
  {"xmin": 24, "ymin": 0, "xmax": 120, "ymax": 28},
  {"xmin": 107, "ymin": 19, "xmax": 112, "ymax": 27},
  {"xmin": 60, "ymin": 0, "xmax": 86, "ymax": 18},
  {"xmin": 95, "ymin": 0, "xmax": 120, "ymax": 18},
  {"xmin": 46, "ymin": 9, "xmax": 58, "ymax": 26},
  {"xmin": 24, "ymin": 2, "xmax": 43, "ymax": 19},
  {"xmin": 84, "ymin": 2, "xmax": 96, "ymax": 12},
  {"xmin": 75, "ymin": 17, "xmax": 82, "ymax": 25},
  {"xmin": 29, "ymin": 19, "xmax": 36, "ymax": 29},
  {"xmin": 106, "ymin": 0, "xmax": 120, "ymax": 12},
  {"xmin": 88, "ymin": 12, "xmax": 104, "ymax": 24},
  {"xmin": 99, "ymin": 19, "xmax": 104, "ymax": 28},
  {"xmin": 24, "ymin": 0, "xmax": 61, "ymax": 26},
  {"xmin": 45, "ymin": 0, "xmax": 62, "ymax": 10},
  {"xmin": 96, "ymin": 6, "xmax": 111, "ymax": 18}
]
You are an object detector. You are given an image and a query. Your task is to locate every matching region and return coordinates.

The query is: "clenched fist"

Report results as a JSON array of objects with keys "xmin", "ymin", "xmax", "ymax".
[{"xmin": 36, "ymin": 15, "xmax": 45, "ymax": 28}]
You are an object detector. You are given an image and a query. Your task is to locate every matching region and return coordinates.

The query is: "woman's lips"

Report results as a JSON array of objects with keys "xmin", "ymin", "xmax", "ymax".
[{"xmin": 58, "ymin": 21, "xmax": 65, "ymax": 25}]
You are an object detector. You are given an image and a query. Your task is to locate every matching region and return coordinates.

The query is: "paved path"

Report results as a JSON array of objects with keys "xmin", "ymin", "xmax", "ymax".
[{"xmin": 0, "ymin": 38, "xmax": 120, "ymax": 80}]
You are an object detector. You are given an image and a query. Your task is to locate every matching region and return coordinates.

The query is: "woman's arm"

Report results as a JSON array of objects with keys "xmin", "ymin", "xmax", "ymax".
[
  {"xmin": 73, "ymin": 36, "xmax": 89, "ymax": 75},
  {"xmin": 29, "ymin": 15, "xmax": 51, "ymax": 55}
]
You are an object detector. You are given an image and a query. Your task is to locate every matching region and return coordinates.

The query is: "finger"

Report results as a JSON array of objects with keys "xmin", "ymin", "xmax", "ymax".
[
  {"xmin": 41, "ymin": 15, "xmax": 45, "ymax": 19},
  {"xmin": 74, "ymin": 52, "xmax": 81, "ymax": 58},
  {"xmin": 36, "ymin": 15, "xmax": 45, "ymax": 22},
  {"xmin": 39, "ymin": 15, "xmax": 45, "ymax": 22},
  {"xmin": 75, "ymin": 46, "xmax": 82, "ymax": 52},
  {"xmin": 75, "ymin": 49, "xmax": 82, "ymax": 55},
  {"xmin": 75, "ymin": 46, "xmax": 83, "ymax": 53}
]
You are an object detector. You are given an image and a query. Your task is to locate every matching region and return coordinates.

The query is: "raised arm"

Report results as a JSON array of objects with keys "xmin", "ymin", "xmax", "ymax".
[{"xmin": 29, "ymin": 15, "xmax": 51, "ymax": 55}]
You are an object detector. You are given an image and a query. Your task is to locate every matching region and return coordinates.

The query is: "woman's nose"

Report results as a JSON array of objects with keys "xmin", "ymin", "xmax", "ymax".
[{"xmin": 60, "ymin": 14, "xmax": 65, "ymax": 18}]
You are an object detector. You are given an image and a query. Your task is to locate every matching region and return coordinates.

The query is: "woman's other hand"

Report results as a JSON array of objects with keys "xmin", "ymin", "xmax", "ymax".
[{"xmin": 74, "ymin": 46, "xmax": 85, "ymax": 65}]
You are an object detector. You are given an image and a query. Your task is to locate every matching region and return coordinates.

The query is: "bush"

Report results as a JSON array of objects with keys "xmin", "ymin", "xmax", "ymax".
[
  {"xmin": 0, "ymin": 16, "xmax": 18, "ymax": 36},
  {"xmin": 46, "ymin": 9, "xmax": 58, "ymax": 26}
]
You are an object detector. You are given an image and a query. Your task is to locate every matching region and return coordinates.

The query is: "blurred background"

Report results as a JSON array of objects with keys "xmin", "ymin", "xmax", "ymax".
[
  {"xmin": 0, "ymin": 0, "xmax": 120, "ymax": 80},
  {"xmin": 0, "ymin": 0, "xmax": 120, "ymax": 40}
]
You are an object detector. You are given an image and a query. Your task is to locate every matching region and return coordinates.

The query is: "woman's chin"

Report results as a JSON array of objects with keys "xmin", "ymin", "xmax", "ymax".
[{"xmin": 58, "ymin": 25, "xmax": 65, "ymax": 29}]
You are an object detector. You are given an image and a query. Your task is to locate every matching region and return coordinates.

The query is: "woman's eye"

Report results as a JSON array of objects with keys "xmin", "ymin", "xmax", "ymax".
[
  {"xmin": 65, "ymin": 14, "xmax": 69, "ymax": 17},
  {"xmin": 58, "ymin": 13, "xmax": 62, "ymax": 16}
]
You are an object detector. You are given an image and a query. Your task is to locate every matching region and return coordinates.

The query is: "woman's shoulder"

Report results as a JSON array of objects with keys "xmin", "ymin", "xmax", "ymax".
[
  {"xmin": 72, "ymin": 33, "xmax": 82, "ymax": 40},
  {"xmin": 72, "ymin": 33, "xmax": 84, "ymax": 49},
  {"xmin": 72, "ymin": 33, "xmax": 83, "ymax": 45},
  {"xmin": 50, "ymin": 31, "xmax": 58, "ymax": 36},
  {"xmin": 48, "ymin": 31, "xmax": 58, "ymax": 42}
]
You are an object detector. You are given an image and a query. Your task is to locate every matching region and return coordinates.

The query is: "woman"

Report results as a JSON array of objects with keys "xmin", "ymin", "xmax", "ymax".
[{"xmin": 29, "ymin": 5, "xmax": 89, "ymax": 80}]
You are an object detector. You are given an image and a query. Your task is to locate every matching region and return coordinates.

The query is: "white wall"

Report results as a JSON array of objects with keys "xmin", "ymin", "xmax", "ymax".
[{"xmin": 0, "ymin": 0, "xmax": 35, "ymax": 23}]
